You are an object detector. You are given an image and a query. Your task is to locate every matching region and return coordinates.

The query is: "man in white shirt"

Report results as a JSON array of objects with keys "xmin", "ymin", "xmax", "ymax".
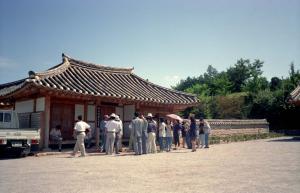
[
  {"xmin": 105, "ymin": 113, "xmax": 119, "ymax": 155},
  {"xmin": 72, "ymin": 115, "xmax": 90, "ymax": 157},
  {"xmin": 158, "ymin": 118, "xmax": 166, "ymax": 152}
]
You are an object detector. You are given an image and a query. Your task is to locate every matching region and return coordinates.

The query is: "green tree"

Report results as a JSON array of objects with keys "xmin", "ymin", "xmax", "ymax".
[
  {"xmin": 216, "ymin": 93, "xmax": 248, "ymax": 119},
  {"xmin": 243, "ymin": 77, "xmax": 269, "ymax": 93},
  {"xmin": 227, "ymin": 59, "xmax": 264, "ymax": 93},
  {"xmin": 270, "ymin": 77, "xmax": 282, "ymax": 91},
  {"xmin": 227, "ymin": 59, "xmax": 251, "ymax": 92}
]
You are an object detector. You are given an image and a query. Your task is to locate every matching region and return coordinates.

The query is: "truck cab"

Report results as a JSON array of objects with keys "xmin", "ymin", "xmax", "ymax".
[{"xmin": 0, "ymin": 110, "xmax": 40, "ymax": 157}]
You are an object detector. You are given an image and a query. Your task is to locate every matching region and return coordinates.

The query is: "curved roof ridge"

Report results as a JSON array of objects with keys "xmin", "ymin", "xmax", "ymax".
[
  {"xmin": 35, "ymin": 54, "xmax": 71, "ymax": 78},
  {"xmin": 0, "ymin": 81, "xmax": 26, "ymax": 97},
  {"xmin": 291, "ymin": 84, "xmax": 300, "ymax": 101},
  {"xmin": 64, "ymin": 53, "xmax": 134, "ymax": 74},
  {"xmin": 0, "ymin": 78, "xmax": 26, "ymax": 89},
  {"xmin": 131, "ymin": 73, "xmax": 198, "ymax": 98}
]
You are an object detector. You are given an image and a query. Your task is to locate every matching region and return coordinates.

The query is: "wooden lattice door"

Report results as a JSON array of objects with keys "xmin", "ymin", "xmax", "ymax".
[{"xmin": 51, "ymin": 103, "xmax": 75, "ymax": 140}]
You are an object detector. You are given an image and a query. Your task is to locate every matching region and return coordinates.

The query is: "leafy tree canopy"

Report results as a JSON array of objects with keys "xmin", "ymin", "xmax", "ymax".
[{"xmin": 173, "ymin": 59, "xmax": 300, "ymax": 130}]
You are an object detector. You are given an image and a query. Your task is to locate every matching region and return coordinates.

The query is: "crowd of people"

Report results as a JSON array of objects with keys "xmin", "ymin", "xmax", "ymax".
[{"xmin": 51, "ymin": 112, "xmax": 211, "ymax": 157}]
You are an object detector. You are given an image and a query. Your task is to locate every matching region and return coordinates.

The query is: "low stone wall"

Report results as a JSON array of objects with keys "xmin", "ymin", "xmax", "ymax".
[{"xmin": 206, "ymin": 119, "xmax": 269, "ymax": 136}]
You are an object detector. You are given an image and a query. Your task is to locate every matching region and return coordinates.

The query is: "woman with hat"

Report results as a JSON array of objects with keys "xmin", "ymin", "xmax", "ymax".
[{"xmin": 146, "ymin": 113, "xmax": 157, "ymax": 153}]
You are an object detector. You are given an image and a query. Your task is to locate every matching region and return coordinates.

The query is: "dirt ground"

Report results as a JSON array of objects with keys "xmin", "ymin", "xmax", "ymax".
[{"xmin": 0, "ymin": 137, "xmax": 299, "ymax": 193}]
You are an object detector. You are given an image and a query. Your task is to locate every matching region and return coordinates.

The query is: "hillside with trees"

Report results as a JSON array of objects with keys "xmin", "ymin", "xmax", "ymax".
[{"xmin": 173, "ymin": 59, "xmax": 300, "ymax": 131}]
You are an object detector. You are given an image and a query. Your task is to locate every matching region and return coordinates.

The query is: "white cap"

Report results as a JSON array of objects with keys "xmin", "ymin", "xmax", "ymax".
[
  {"xmin": 115, "ymin": 115, "xmax": 120, "ymax": 121},
  {"xmin": 147, "ymin": 113, "xmax": 153, "ymax": 118},
  {"xmin": 110, "ymin": 113, "xmax": 117, "ymax": 118}
]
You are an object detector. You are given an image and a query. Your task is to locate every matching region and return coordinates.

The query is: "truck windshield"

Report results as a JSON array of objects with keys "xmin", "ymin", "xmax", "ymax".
[
  {"xmin": 0, "ymin": 112, "xmax": 11, "ymax": 122},
  {"xmin": 4, "ymin": 113, "xmax": 11, "ymax": 122}
]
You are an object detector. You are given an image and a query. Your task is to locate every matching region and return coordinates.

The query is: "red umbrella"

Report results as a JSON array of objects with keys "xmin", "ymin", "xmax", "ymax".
[{"xmin": 166, "ymin": 114, "xmax": 183, "ymax": 122}]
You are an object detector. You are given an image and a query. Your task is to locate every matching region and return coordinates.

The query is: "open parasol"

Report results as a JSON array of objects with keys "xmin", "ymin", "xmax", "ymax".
[{"xmin": 166, "ymin": 114, "xmax": 183, "ymax": 122}]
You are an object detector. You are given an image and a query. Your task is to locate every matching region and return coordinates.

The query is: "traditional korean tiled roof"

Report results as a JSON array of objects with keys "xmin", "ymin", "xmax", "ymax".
[
  {"xmin": 0, "ymin": 54, "xmax": 199, "ymax": 105},
  {"xmin": 290, "ymin": 84, "xmax": 300, "ymax": 102}
]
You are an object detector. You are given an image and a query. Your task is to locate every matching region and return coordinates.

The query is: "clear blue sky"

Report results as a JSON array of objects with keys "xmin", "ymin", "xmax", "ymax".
[{"xmin": 0, "ymin": 0, "xmax": 299, "ymax": 88}]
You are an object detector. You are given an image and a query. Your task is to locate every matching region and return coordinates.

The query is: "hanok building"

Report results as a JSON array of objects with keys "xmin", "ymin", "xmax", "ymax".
[
  {"xmin": 0, "ymin": 54, "xmax": 198, "ymax": 149},
  {"xmin": 290, "ymin": 84, "xmax": 300, "ymax": 106}
]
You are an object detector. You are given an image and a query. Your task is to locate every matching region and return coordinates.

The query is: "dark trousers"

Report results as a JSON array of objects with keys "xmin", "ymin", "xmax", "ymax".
[
  {"xmin": 174, "ymin": 135, "xmax": 180, "ymax": 147},
  {"xmin": 142, "ymin": 133, "xmax": 148, "ymax": 154}
]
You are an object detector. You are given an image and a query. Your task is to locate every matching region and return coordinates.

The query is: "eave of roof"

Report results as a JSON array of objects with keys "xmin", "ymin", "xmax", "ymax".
[
  {"xmin": 0, "ymin": 54, "xmax": 199, "ymax": 105},
  {"xmin": 290, "ymin": 85, "xmax": 300, "ymax": 102}
]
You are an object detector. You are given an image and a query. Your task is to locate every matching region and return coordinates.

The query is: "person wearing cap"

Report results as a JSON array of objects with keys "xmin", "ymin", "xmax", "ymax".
[
  {"xmin": 114, "ymin": 115, "xmax": 123, "ymax": 154},
  {"xmin": 72, "ymin": 115, "xmax": 90, "ymax": 157},
  {"xmin": 147, "ymin": 113, "xmax": 157, "ymax": 153},
  {"xmin": 140, "ymin": 114, "xmax": 148, "ymax": 154},
  {"xmin": 105, "ymin": 113, "xmax": 119, "ymax": 155},
  {"xmin": 99, "ymin": 115, "xmax": 109, "ymax": 152},
  {"xmin": 131, "ymin": 112, "xmax": 143, "ymax": 155}
]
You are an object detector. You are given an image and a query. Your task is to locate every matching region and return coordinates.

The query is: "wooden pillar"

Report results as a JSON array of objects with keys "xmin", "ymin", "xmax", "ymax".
[
  {"xmin": 44, "ymin": 96, "xmax": 51, "ymax": 149},
  {"xmin": 95, "ymin": 100, "xmax": 101, "ymax": 150},
  {"xmin": 33, "ymin": 98, "xmax": 37, "ymax": 112},
  {"xmin": 39, "ymin": 111, "xmax": 46, "ymax": 150},
  {"xmin": 84, "ymin": 102, "xmax": 88, "ymax": 121},
  {"xmin": 135, "ymin": 103, "xmax": 140, "ymax": 111}
]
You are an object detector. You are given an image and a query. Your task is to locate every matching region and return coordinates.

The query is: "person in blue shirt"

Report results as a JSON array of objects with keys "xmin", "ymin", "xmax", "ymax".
[
  {"xmin": 173, "ymin": 120, "xmax": 182, "ymax": 150},
  {"xmin": 189, "ymin": 116, "xmax": 197, "ymax": 152},
  {"xmin": 147, "ymin": 113, "xmax": 157, "ymax": 153}
]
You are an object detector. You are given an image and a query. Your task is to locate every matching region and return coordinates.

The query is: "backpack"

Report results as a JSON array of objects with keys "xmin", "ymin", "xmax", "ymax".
[{"xmin": 199, "ymin": 122, "xmax": 204, "ymax": 134}]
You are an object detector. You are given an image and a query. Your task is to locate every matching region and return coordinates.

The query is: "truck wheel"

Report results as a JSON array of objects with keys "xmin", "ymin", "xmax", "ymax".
[{"xmin": 15, "ymin": 149, "xmax": 27, "ymax": 158}]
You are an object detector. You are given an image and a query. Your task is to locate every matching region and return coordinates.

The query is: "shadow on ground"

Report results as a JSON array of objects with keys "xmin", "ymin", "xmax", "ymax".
[
  {"xmin": 267, "ymin": 137, "xmax": 300, "ymax": 142},
  {"xmin": 0, "ymin": 151, "xmax": 35, "ymax": 160}
]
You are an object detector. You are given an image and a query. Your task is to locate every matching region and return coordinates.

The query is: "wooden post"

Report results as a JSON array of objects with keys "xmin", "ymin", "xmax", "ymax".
[
  {"xmin": 44, "ymin": 96, "xmax": 51, "ymax": 150},
  {"xmin": 95, "ymin": 100, "xmax": 100, "ymax": 150},
  {"xmin": 84, "ymin": 102, "xmax": 88, "ymax": 121},
  {"xmin": 33, "ymin": 98, "xmax": 37, "ymax": 112}
]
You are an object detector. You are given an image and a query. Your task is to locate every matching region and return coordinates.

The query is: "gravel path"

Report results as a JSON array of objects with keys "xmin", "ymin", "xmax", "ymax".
[{"xmin": 0, "ymin": 137, "xmax": 299, "ymax": 193}]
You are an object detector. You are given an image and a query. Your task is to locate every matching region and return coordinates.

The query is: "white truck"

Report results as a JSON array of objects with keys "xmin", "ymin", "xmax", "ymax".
[{"xmin": 0, "ymin": 110, "xmax": 40, "ymax": 157}]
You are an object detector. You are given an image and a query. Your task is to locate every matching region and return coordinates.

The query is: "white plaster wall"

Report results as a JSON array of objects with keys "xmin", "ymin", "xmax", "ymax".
[
  {"xmin": 15, "ymin": 100, "xmax": 34, "ymax": 113},
  {"xmin": 36, "ymin": 97, "xmax": 45, "ymax": 112},
  {"xmin": 124, "ymin": 105, "xmax": 135, "ymax": 121},
  {"xmin": 75, "ymin": 104, "xmax": 84, "ymax": 120},
  {"xmin": 115, "ymin": 107, "xmax": 124, "ymax": 121},
  {"xmin": 87, "ymin": 105, "xmax": 95, "ymax": 121}
]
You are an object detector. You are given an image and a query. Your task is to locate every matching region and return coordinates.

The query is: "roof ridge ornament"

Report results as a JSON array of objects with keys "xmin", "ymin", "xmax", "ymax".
[
  {"xmin": 34, "ymin": 54, "xmax": 71, "ymax": 78},
  {"xmin": 28, "ymin": 71, "xmax": 36, "ymax": 78},
  {"xmin": 62, "ymin": 53, "xmax": 70, "ymax": 62}
]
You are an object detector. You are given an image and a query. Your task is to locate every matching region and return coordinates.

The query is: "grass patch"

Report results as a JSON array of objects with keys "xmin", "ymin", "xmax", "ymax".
[{"xmin": 209, "ymin": 132, "xmax": 284, "ymax": 144}]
